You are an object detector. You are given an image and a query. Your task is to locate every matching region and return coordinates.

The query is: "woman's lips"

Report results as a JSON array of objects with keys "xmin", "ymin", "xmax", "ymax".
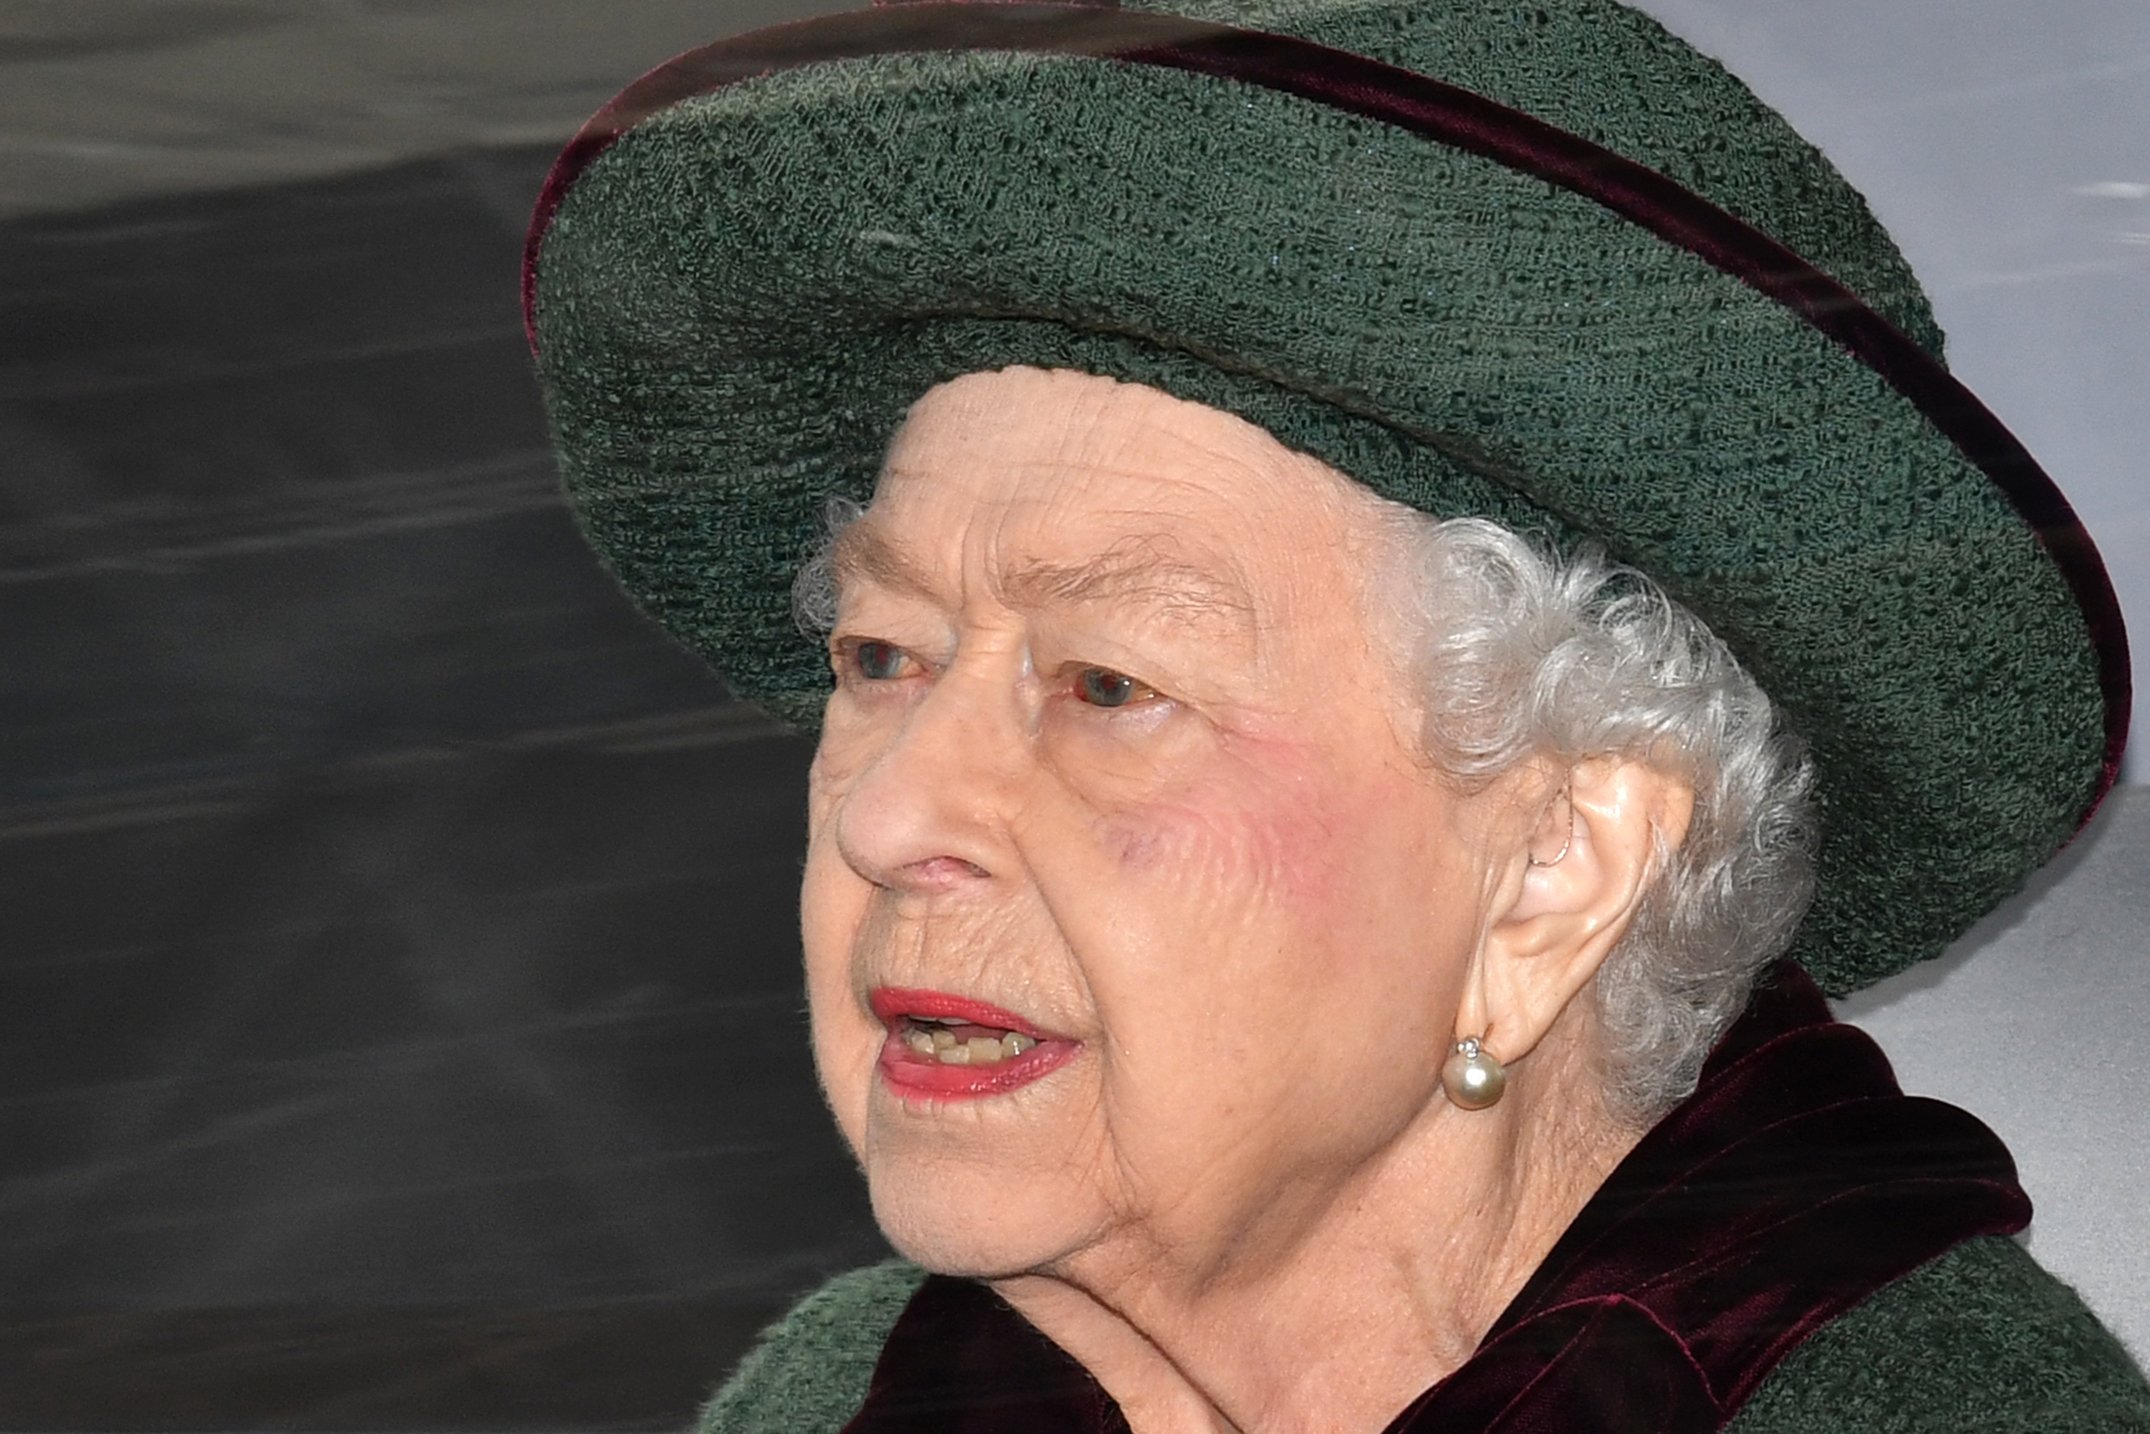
[{"xmin": 869, "ymin": 987, "xmax": 1079, "ymax": 1101}]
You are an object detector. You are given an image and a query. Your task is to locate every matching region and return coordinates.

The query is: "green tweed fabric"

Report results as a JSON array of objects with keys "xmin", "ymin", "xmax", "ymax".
[
  {"xmin": 700, "ymin": 1261, "xmax": 924, "ymax": 1434},
  {"xmin": 695, "ymin": 1240, "xmax": 2150, "ymax": 1431},
  {"xmin": 1729, "ymin": 1238, "xmax": 2150, "ymax": 1432},
  {"xmin": 529, "ymin": 0, "xmax": 2112, "ymax": 993}
]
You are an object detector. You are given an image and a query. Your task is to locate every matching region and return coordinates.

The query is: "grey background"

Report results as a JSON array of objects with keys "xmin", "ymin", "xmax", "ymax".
[{"xmin": 2, "ymin": 1, "xmax": 2145, "ymax": 1427}]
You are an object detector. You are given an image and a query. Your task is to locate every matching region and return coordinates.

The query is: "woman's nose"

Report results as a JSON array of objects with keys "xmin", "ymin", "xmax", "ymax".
[{"xmin": 829, "ymin": 666, "xmax": 1026, "ymax": 896}]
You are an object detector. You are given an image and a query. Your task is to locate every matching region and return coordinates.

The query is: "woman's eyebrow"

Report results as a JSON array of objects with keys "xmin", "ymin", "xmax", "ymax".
[
  {"xmin": 829, "ymin": 520, "xmax": 939, "ymax": 598},
  {"xmin": 829, "ymin": 522, "xmax": 1256, "ymax": 640},
  {"xmin": 999, "ymin": 537, "xmax": 1257, "ymax": 641}
]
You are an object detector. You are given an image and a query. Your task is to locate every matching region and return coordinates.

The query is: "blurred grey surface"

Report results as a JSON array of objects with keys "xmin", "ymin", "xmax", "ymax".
[
  {"xmin": 0, "ymin": 147, "xmax": 886, "ymax": 1428},
  {"xmin": 2, "ymin": 0, "xmax": 2146, "ymax": 1427},
  {"xmin": 0, "ymin": 1, "xmax": 854, "ymax": 220}
]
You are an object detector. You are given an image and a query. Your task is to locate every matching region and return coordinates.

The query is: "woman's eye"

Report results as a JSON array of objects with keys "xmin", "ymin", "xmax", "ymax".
[
  {"xmin": 840, "ymin": 639, "xmax": 912, "ymax": 681},
  {"xmin": 1072, "ymin": 665, "xmax": 1159, "ymax": 709}
]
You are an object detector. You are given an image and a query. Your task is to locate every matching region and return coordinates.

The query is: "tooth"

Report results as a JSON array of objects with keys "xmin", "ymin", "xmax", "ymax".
[
  {"xmin": 904, "ymin": 1029, "xmax": 936, "ymax": 1056},
  {"xmin": 930, "ymin": 1029, "xmax": 955, "ymax": 1050},
  {"xmin": 940, "ymin": 1043, "xmax": 973, "ymax": 1065},
  {"xmin": 1005, "ymin": 1033, "xmax": 1036, "ymax": 1056},
  {"xmin": 967, "ymin": 1036, "xmax": 1004, "ymax": 1063}
]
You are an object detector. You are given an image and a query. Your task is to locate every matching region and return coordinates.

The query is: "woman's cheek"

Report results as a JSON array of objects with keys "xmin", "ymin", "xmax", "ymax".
[
  {"xmin": 800, "ymin": 873, "xmax": 874, "ymax": 1157},
  {"xmin": 1036, "ymin": 695, "xmax": 1210, "ymax": 801},
  {"xmin": 807, "ymin": 714, "xmax": 879, "ymax": 826},
  {"xmin": 800, "ymin": 729, "xmax": 878, "ymax": 1142},
  {"xmin": 1093, "ymin": 735, "xmax": 1356, "ymax": 928}
]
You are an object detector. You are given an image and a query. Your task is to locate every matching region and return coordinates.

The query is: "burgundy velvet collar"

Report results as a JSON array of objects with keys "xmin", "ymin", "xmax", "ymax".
[{"xmin": 841, "ymin": 963, "xmax": 2029, "ymax": 1432}]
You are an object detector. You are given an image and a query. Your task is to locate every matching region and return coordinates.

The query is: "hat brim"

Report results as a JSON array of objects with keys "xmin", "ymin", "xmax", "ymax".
[{"xmin": 526, "ymin": 1, "xmax": 2127, "ymax": 994}]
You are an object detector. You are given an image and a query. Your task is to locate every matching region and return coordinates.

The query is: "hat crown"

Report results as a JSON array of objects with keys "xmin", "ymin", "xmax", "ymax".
[{"xmin": 1138, "ymin": 0, "xmax": 1945, "ymax": 359}]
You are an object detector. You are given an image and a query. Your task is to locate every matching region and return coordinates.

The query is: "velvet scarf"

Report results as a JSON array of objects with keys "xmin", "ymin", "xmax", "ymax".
[{"xmin": 840, "ymin": 962, "xmax": 2030, "ymax": 1432}]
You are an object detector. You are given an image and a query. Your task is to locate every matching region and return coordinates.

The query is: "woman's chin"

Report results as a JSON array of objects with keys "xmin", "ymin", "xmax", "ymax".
[
  {"xmin": 852, "ymin": 1049, "xmax": 1113, "ymax": 1277},
  {"xmin": 864, "ymin": 1154, "xmax": 1096, "ymax": 1280}
]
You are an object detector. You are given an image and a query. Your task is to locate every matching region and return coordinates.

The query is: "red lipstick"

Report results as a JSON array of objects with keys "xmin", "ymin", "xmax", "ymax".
[{"xmin": 869, "ymin": 987, "xmax": 1078, "ymax": 1101}]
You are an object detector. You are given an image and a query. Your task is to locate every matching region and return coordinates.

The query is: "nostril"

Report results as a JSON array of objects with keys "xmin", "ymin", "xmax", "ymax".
[{"xmin": 896, "ymin": 855, "xmax": 991, "ymax": 892}]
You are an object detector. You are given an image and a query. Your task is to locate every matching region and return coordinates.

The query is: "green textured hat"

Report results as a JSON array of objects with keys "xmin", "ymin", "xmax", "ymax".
[{"xmin": 523, "ymin": 0, "xmax": 2128, "ymax": 995}]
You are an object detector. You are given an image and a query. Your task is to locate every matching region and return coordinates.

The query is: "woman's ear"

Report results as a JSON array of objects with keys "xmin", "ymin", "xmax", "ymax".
[{"xmin": 1462, "ymin": 758, "xmax": 1693, "ymax": 1067}]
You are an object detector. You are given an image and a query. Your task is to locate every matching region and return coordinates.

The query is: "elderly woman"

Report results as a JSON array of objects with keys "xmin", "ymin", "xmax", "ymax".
[{"xmin": 524, "ymin": 0, "xmax": 2149, "ymax": 1428}]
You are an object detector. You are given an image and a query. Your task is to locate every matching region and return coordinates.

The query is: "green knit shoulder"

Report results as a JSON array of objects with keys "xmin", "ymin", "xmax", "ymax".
[
  {"xmin": 1731, "ymin": 1237, "xmax": 2150, "ymax": 1432},
  {"xmin": 700, "ymin": 1243, "xmax": 2150, "ymax": 1432},
  {"xmin": 698, "ymin": 1261, "xmax": 927, "ymax": 1434}
]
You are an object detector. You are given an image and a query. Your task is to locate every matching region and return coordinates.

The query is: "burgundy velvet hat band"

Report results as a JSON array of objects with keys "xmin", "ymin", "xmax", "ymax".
[{"xmin": 522, "ymin": 0, "xmax": 2128, "ymax": 804}]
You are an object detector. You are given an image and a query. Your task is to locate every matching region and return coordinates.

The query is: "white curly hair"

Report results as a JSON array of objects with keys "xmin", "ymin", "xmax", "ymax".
[{"xmin": 1374, "ymin": 514, "xmax": 1817, "ymax": 1125}]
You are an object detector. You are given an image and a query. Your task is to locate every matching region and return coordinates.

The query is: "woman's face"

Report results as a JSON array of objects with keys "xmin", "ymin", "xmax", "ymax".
[{"xmin": 801, "ymin": 367, "xmax": 1509, "ymax": 1288}]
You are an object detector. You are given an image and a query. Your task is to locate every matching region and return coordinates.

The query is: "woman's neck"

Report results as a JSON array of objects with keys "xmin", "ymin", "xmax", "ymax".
[{"xmin": 990, "ymin": 1053, "xmax": 1637, "ymax": 1434}]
